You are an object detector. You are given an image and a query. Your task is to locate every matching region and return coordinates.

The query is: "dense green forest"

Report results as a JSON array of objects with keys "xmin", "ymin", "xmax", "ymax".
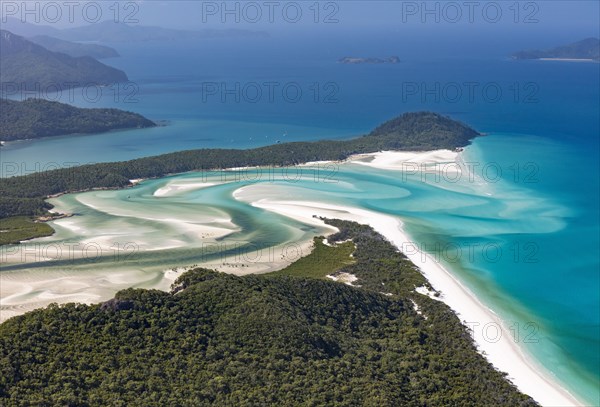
[
  {"xmin": 0, "ymin": 30, "xmax": 127, "ymax": 91},
  {"xmin": 0, "ymin": 99, "xmax": 156, "ymax": 141},
  {"xmin": 0, "ymin": 220, "xmax": 537, "ymax": 406},
  {"xmin": 0, "ymin": 112, "xmax": 478, "ymax": 220}
]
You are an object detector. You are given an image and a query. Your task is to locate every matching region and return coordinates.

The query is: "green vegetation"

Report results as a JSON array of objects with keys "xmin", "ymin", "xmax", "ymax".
[
  {"xmin": 28, "ymin": 35, "xmax": 120, "ymax": 59},
  {"xmin": 0, "ymin": 220, "xmax": 537, "ymax": 406},
  {"xmin": 0, "ymin": 196, "xmax": 52, "ymax": 218},
  {"xmin": 0, "ymin": 111, "xmax": 479, "ymax": 222},
  {"xmin": 0, "ymin": 30, "xmax": 127, "ymax": 91},
  {"xmin": 0, "ymin": 99, "xmax": 156, "ymax": 141},
  {"xmin": 512, "ymin": 37, "xmax": 600, "ymax": 60},
  {"xmin": 267, "ymin": 237, "xmax": 355, "ymax": 279},
  {"xmin": 0, "ymin": 216, "xmax": 54, "ymax": 245}
]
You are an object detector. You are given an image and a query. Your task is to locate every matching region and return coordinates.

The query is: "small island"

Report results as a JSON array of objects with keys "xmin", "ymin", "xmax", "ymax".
[
  {"xmin": 338, "ymin": 56, "xmax": 400, "ymax": 64},
  {"xmin": 512, "ymin": 38, "xmax": 600, "ymax": 61},
  {"xmin": 0, "ymin": 98, "xmax": 156, "ymax": 142}
]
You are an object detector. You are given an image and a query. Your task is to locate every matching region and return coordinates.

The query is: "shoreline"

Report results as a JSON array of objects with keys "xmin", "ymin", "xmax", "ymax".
[
  {"xmin": 537, "ymin": 58, "xmax": 599, "ymax": 62},
  {"xmin": 0, "ymin": 148, "xmax": 588, "ymax": 405},
  {"xmin": 238, "ymin": 197, "xmax": 582, "ymax": 407}
]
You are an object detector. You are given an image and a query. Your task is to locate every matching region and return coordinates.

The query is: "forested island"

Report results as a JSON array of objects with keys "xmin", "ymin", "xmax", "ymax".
[
  {"xmin": 0, "ymin": 30, "xmax": 127, "ymax": 91},
  {"xmin": 0, "ymin": 219, "xmax": 537, "ymax": 406},
  {"xmin": 3, "ymin": 18, "xmax": 269, "ymax": 44},
  {"xmin": 512, "ymin": 38, "xmax": 600, "ymax": 61},
  {"xmin": 0, "ymin": 99, "xmax": 156, "ymax": 141}
]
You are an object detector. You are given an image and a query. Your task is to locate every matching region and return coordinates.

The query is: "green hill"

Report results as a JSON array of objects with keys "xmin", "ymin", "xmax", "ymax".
[
  {"xmin": 0, "ymin": 220, "xmax": 537, "ymax": 406},
  {"xmin": 0, "ymin": 30, "xmax": 127, "ymax": 91},
  {"xmin": 0, "ymin": 98, "xmax": 155, "ymax": 141},
  {"xmin": 28, "ymin": 35, "xmax": 120, "ymax": 59},
  {"xmin": 512, "ymin": 38, "xmax": 600, "ymax": 61}
]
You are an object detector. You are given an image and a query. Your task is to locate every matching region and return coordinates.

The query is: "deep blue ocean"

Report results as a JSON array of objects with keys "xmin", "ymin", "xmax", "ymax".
[{"xmin": 2, "ymin": 31, "xmax": 598, "ymax": 404}]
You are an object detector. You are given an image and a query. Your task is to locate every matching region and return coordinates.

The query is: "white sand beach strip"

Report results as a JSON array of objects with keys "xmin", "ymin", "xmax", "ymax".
[{"xmin": 235, "ymin": 196, "xmax": 582, "ymax": 407}]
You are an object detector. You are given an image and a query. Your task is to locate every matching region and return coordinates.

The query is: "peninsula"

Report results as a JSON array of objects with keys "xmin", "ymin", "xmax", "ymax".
[
  {"xmin": 0, "ymin": 219, "xmax": 538, "ymax": 406},
  {"xmin": 512, "ymin": 38, "xmax": 600, "ymax": 61},
  {"xmin": 27, "ymin": 35, "xmax": 120, "ymax": 59},
  {"xmin": 0, "ymin": 30, "xmax": 127, "ymax": 91}
]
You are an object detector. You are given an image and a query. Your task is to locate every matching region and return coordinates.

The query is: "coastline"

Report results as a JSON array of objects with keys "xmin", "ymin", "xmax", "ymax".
[
  {"xmin": 0, "ymin": 149, "xmax": 588, "ymax": 405},
  {"xmin": 236, "ymin": 196, "xmax": 582, "ymax": 407},
  {"xmin": 232, "ymin": 149, "xmax": 584, "ymax": 406},
  {"xmin": 537, "ymin": 58, "xmax": 598, "ymax": 62}
]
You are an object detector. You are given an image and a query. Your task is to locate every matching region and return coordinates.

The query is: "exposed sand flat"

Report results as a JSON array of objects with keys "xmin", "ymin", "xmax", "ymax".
[
  {"xmin": 0, "ymin": 267, "xmax": 173, "ymax": 322},
  {"xmin": 351, "ymin": 150, "xmax": 461, "ymax": 173},
  {"xmin": 198, "ymin": 237, "xmax": 324, "ymax": 276},
  {"xmin": 153, "ymin": 181, "xmax": 218, "ymax": 197},
  {"xmin": 0, "ymin": 216, "xmax": 238, "ymax": 264},
  {"xmin": 234, "ymin": 195, "xmax": 581, "ymax": 407}
]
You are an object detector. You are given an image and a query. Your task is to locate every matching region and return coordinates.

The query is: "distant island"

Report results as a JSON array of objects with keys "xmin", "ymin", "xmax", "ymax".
[
  {"xmin": 28, "ymin": 35, "xmax": 120, "ymax": 59},
  {"xmin": 2, "ymin": 17, "xmax": 269, "ymax": 43},
  {"xmin": 0, "ymin": 99, "xmax": 156, "ymax": 141},
  {"xmin": 512, "ymin": 38, "xmax": 600, "ymax": 61},
  {"xmin": 0, "ymin": 30, "xmax": 127, "ymax": 91},
  {"xmin": 339, "ymin": 56, "xmax": 400, "ymax": 64}
]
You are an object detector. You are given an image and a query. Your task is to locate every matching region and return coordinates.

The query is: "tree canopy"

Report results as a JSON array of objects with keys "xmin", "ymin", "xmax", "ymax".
[{"xmin": 0, "ymin": 220, "xmax": 537, "ymax": 406}]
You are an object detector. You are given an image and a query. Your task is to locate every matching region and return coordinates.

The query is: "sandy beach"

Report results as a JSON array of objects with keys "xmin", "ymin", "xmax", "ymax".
[
  {"xmin": 0, "ymin": 266, "xmax": 174, "ymax": 322},
  {"xmin": 235, "ymin": 195, "xmax": 581, "ymax": 407},
  {"xmin": 232, "ymin": 150, "xmax": 583, "ymax": 407},
  {"xmin": 0, "ymin": 149, "xmax": 585, "ymax": 405},
  {"xmin": 351, "ymin": 149, "xmax": 460, "ymax": 172},
  {"xmin": 538, "ymin": 58, "xmax": 598, "ymax": 62}
]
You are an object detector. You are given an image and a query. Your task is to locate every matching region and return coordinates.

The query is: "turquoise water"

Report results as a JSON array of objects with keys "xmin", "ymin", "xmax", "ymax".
[{"xmin": 1, "ymin": 34, "xmax": 598, "ymax": 404}]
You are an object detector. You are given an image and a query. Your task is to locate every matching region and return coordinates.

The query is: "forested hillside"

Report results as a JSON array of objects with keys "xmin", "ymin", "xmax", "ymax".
[
  {"xmin": 0, "ymin": 99, "xmax": 155, "ymax": 141},
  {"xmin": 0, "ymin": 30, "xmax": 127, "ymax": 90},
  {"xmin": 0, "ymin": 220, "xmax": 536, "ymax": 406}
]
